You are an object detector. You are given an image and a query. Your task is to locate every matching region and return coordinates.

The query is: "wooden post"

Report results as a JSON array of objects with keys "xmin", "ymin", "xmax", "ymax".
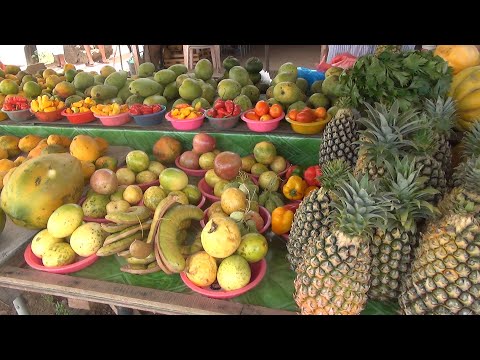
[
  {"xmin": 132, "ymin": 45, "xmax": 140, "ymax": 75},
  {"xmin": 24, "ymin": 45, "xmax": 38, "ymax": 65}
]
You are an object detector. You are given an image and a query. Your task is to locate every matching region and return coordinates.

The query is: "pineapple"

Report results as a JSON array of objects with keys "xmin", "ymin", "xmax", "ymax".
[
  {"xmin": 355, "ymin": 101, "xmax": 421, "ymax": 181},
  {"xmin": 294, "ymin": 174, "xmax": 389, "ymax": 315},
  {"xmin": 451, "ymin": 121, "xmax": 480, "ymax": 188},
  {"xmin": 407, "ymin": 121, "xmax": 448, "ymax": 201},
  {"xmin": 369, "ymin": 156, "xmax": 439, "ymax": 301},
  {"xmin": 399, "ymin": 156, "xmax": 480, "ymax": 314},
  {"xmin": 423, "ymin": 97, "xmax": 457, "ymax": 179},
  {"xmin": 318, "ymin": 97, "xmax": 359, "ymax": 169},
  {"xmin": 286, "ymin": 160, "xmax": 350, "ymax": 271}
]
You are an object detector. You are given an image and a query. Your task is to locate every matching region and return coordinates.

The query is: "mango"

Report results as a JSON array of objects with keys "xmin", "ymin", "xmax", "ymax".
[
  {"xmin": 105, "ymin": 70, "xmax": 128, "ymax": 90},
  {"xmin": 195, "ymin": 59, "xmax": 214, "ymax": 81},
  {"xmin": 228, "ymin": 66, "xmax": 250, "ymax": 87},
  {"xmin": 143, "ymin": 94, "xmax": 167, "ymax": 106},
  {"xmin": 178, "ymin": 78, "xmax": 202, "ymax": 101},
  {"xmin": 31, "ymin": 229, "xmax": 65, "ymax": 258},
  {"xmin": 217, "ymin": 79, "xmax": 242, "ymax": 100},
  {"xmin": 70, "ymin": 222, "xmax": 106, "ymax": 257},
  {"xmin": 73, "ymin": 72, "xmax": 95, "ymax": 90},
  {"xmin": 138, "ymin": 62, "xmax": 156, "ymax": 78},
  {"xmin": 100, "ymin": 65, "xmax": 116, "ymax": 78},
  {"xmin": 168, "ymin": 64, "xmax": 187, "ymax": 77},
  {"xmin": 42, "ymin": 243, "xmax": 76, "ymax": 267},
  {"xmin": 129, "ymin": 78, "xmax": 162, "ymax": 98},
  {"xmin": 154, "ymin": 69, "xmax": 176, "ymax": 85},
  {"xmin": 47, "ymin": 203, "xmax": 84, "ymax": 238},
  {"xmin": 90, "ymin": 84, "xmax": 118, "ymax": 101}
]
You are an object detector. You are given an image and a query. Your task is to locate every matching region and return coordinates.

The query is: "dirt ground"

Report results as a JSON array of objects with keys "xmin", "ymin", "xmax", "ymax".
[{"xmin": 0, "ymin": 289, "xmax": 118, "ymax": 315}]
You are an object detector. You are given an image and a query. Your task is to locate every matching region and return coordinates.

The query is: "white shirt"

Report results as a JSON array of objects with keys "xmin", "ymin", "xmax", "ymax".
[{"xmin": 326, "ymin": 45, "xmax": 416, "ymax": 62}]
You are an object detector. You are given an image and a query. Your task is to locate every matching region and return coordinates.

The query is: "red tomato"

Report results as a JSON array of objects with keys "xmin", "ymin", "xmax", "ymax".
[
  {"xmin": 207, "ymin": 108, "xmax": 217, "ymax": 117},
  {"xmin": 214, "ymin": 99, "xmax": 225, "ymax": 110},
  {"xmin": 232, "ymin": 104, "xmax": 241, "ymax": 116},
  {"xmin": 245, "ymin": 111, "xmax": 260, "ymax": 121},
  {"xmin": 269, "ymin": 104, "xmax": 283, "ymax": 118},
  {"xmin": 254, "ymin": 101, "xmax": 270, "ymax": 116},
  {"xmin": 296, "ymin": 109, "xmax": 316, "ymax": 123}
]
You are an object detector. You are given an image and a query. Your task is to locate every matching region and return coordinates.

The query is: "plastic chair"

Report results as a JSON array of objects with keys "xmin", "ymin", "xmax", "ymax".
[{"xmin": 183, "ymin": 45, "xmax": 221, "ymax": 73}]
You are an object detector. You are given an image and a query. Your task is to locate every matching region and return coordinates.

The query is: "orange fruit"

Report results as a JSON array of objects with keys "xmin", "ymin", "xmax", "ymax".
[
  {"xmin": 269, "ymin": 104, "xmax": 283, "ymax": 118},
  {"xmin": 288, "ymin": 109, "xmax": 298, "ymax": 121},
  {"xmin": 245, "ymin": 111, "xmax": 260, "ymax": 121},
  {"xmin": 314, "ymin": 107, "xmax": 327, "ymax": 119},
  {"xmin": 254, "ymin": 101, "xmax": 270, "ymax": 116},
  {"xmin": 260, "ymin": 114, "xmax": 272, "ymax": 121}
]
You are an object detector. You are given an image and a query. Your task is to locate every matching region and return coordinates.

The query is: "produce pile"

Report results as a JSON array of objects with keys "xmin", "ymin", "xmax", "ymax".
[{"xmin": 1, "ymin": 45, "xmax": 480, "ymax": 315}]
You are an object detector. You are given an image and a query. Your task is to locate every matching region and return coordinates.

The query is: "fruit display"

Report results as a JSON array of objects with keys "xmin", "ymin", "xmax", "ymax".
[
  {"xmin": 168, "ymin": 103, "xmax": 203, "ymax": 120},
  {"xmin": 129, "ymin": 103, "xmax": 163, "ymax": 115},
  {"xmin": 64, "ymin": 97, "xmax": 96, "ymax": 114},
  {"xmin": 206, "ymin": 99, "xmax": 241, "ymax": 118},
  {"xmin": 4, "ymin": 47, "xmax": 480, "ymax": 315},
  {"xmin": 2, "ymin": 95, "xmax": 29, "ymax": 111},
  {"xmin": 243, "ymin": 100, "xmax": 283, "ymax": 121},
  {"xmin": 91, "ymin": 103, "xmax": 129, "ymax": 116},
  {"xmin": 30, "ymin": 95, "xmax": 65, "ymax": 112}
]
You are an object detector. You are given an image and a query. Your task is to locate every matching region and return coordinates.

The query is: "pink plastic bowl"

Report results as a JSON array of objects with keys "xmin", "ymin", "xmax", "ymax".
[
  {"xmin": 95, "ymin": 112, "xmax": 132, "ymax": 126},
  {"xmin": 165, "ymin": 110, "xmax": 205, "ymax": 131},
  {"xmin": 198, "ymin": 176, "xmax": 259, "ymax": 203},
  {"xmin": 180, "ymin": 258, "xmax": 267, "ymax": 299},
  {"xmin": 175, "ymin": 156, "xmax": 207, "ymax": 177},
  {"xmin": 241, "ymin": 111, "xmax": 284, "ymax": 132},
  {"xmin": 200, "ymin": 206, "xmax": 271, "ymax": 234},
  {"xmin": 24, "ymin": 243, "xmax": 99, "ymax": 274}
]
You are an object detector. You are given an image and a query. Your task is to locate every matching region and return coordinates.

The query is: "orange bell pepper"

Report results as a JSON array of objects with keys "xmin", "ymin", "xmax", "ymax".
[
  {"xmin": 304, "ymin": 185, "xmax": 318, "ymax": 198},
  {"xmin": 272, "ymin": 206, "xmax": 294, "ymax": 235},
  {"xmin": 282, "ymin": 175, "xmax": 307, "ymax": 200}
]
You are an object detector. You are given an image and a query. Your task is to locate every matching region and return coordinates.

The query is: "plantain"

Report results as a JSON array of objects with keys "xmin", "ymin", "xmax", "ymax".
[
  {"xmin": 103, "ymin": 220, "xmax": 153, "ymax": 246},
  {"xmin": 96, "ymin": 232, "xmax": 141, "ymax": 256},
  {"xmin": 181, "ymin": 231, "xmax": 203, "ymax": 256},
  {"xmin": 101, "ymin": 223, "xmax": 132, "ymax": 233},
  {"xmin": 117, "ymin": 250, "xmax": 131, "ymax": 258},
  {"xmin": 105, "ymin": 206, "xmax": 151, "ymax": 225},
  {"xmin": 157, "ymin": 204, "xmax": 204, "ymax": 273},
  {"xmin": 120, "ymin": 264, "xmax": 161, "ymax": 274},
  {"xmin": 126, "ymin": 252, "xmax": 156, "ymax": 265}
]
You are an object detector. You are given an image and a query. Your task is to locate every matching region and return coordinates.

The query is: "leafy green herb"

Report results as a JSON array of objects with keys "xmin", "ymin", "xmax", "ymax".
[{"xmin": 340, "ymin": 50, "xmax": 453, "ymax": 111}]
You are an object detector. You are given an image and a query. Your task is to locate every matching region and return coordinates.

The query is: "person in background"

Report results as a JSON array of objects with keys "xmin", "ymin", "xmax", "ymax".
[
  {"xmin": 84, "ymin": 45, "xmax": 109, "ymax": 67},
  {"xmin": 320, "ymin": 45, "xmax": 417, "ymax": 63}
]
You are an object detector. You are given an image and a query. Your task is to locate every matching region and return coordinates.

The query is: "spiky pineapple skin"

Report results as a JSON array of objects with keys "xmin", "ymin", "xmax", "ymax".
[
  {"xmin": 433, "ymin": 133, "xmax": 452, "ymax": 179},
  {"xmin": 413, "ymin": 155, "xmax": 448, "ymax": 201},
  {"xmin": 287, "ymin": 189, "xmax": 332, "ymax": 272},
  {"xmin": 319, "ymin": 112, "xmax": 359, "ymax": 169},
  {"xmin": 399, "ymin": 214, "xmax": 480, "ymax": 315},
  {"xmin": 369, "ymin": 228, "xmax": 417, "ymax": 301},
  {"xmin": 294, "ymin": 230, "xmax": 371, "ymax": 315}
]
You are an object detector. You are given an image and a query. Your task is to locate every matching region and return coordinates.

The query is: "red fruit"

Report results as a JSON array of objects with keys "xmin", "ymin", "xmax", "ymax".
[
  {"xmin": 152, "ymin": 104, "xmax": 162, "ymax": 113},
  {"xmin": 225, "ymin": 100, "xmax": 234, "ymax": 114},
  {"xmin": 130, "ymin": 107, "xmax": 141, "ymax": 115},
  {"xmin": 232, "ymin": 104, "xmax": 241, "ymax": 116},
  {"xmin": 217, "ymin": 108, "xmax": 228, "ymax": 118},
  {"xmin": 179, "ymin": 150, "xmax": 200, "ymax": 170},
  {"xmin": 214, "ymin": 99, "xmax": 225, "ymax": 110},
  {"xmin": 192, "ymin": 133, "xmax": 216, "ymax": 154},
  {"xmin": 207, "ymin": 108, "xmax": 217, "ymax": 117},
  {"xmin": 213, "ymin": 151, "xmax": 242, "ymax": 180}
]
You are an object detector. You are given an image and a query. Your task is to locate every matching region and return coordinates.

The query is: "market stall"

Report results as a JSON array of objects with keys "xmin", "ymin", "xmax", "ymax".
[{"xmin": 0, "ymin": 45, "xmax": 479, "ymax": 315}]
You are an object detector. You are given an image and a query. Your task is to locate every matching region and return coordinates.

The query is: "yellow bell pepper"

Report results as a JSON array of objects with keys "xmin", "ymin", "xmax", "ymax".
[
  {"xmin": 271, "ymin": 206, "xmax": 294, "ymax": 235},
  {"xmin": 72, "ymin": 101, "xmax": 83, "ymax": 108},
  {"xmin": 31, "ymin": 100, "xmax": 39, "ymax": 112},
  {"xmin": 304, "ymin": 185, "xmax": 318, "ymax": 198},
  {"xmin": 282, "ymin": 175, "xmax": 307, "ymax": 201}
]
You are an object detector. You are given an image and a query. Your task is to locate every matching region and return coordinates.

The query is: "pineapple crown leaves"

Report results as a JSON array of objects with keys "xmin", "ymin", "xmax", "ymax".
[
  {"xmin": 319, "ymin": 159, "xmax": 351, "ymax": 192},
  {"xmin": 423, "ymin": 96, "xmax": 457, "ymax": 136},
  {"xmin": 330, "ymin": 173, "xmax": 392, "ymax": 238},
  {"xmin": 382, "ymin": 156, "xmax": 440, "ymax": 232},
  {"xmin": 453, "ymin": 155, "xmax": 480, "ymax": 197},
  {"xmin": 407, "ymin": 114, "xmax": 440, "ymax": 156},
  {"xmin": 461, "ymin": 121, "xmax": 480, "ymax": 160}
]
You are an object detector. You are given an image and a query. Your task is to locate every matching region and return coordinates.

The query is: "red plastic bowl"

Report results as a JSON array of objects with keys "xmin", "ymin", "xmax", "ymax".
[
  {"xmin": 175, "ymin": 156, "xmax": 207, "ymax": 177},
  {"xmin": 180, "ymin": 258, "xmax": 267, "ymax": 299},
  {"xmin": 24, "ymin": 243, "xmax": 99, "ymax": 274},
  {"xmin": 281, "ymin": 233, "xmax": 289, "ymax": 242},
  {"xmin": 241, "ymin": 112, "xmax": 284, "ymax": 132},
  {"xmin": 165, "ymin": 110, "xmax": 205, "ymax": 131},
  {"xmin": 32, "ymin": 108, "xmax": 65, "ymax": 122},
  {"xmin": 137, "ymin": 179, "xmax": 160, "ymax": 191},
  {"xmin": 200, "ymin": 206, "xmax": 271, "ymax": 234},
  {"xmin": 198, "ymin": 176, "xmax": 259, "ymax": 203},
  {"xmin": 61, "ymin": 109, "xmax": 96, "ymax": 124},
  {"xmin": 95, "ymin": 112, "xmax": 132, "ymax": 126}
]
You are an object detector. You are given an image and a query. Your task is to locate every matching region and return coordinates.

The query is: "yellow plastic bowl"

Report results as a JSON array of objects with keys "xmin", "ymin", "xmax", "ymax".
[{"xmin": 286, "ymin": 114, "xmax": 331, "ymax": 135}]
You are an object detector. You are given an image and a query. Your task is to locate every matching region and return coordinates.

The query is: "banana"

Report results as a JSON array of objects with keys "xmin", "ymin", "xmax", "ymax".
[
  {"xmin": 120, "ymin": 264, "xmax": 161, "ymax": 274},
  {"xmin": 96, "ymin": 232, "xmax": 141, "ymax": 256},
  {"xmin": 104, "ymin": 206, "xmax": 151, "ymax": 225},
  {"xmin": 101, "ymin": 223, "xmax": 132, "ymax": 233},
  {"xmin": 449, "ymin": 65, "xmax": 480, "ymax": 97},
  {"xmin": 146, "ymin": 195, "xmax": 181, "ymax": 245},
  {"xmin": 117, "ymin": 250, "xmax": 131, "ymax": 258},
  {"xmin": 126, "ymin": 253, "xmax": 156, "ymax": 265},
  {"xmin": 103, "ymin": 220, "xmax": 152, "ymax": 246},
  {"xmin": 157, "ymin": 204, "xmax": 203, "ymax": 273}
]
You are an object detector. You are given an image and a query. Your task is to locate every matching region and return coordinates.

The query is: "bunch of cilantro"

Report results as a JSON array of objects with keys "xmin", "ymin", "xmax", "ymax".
[{"xmin": 339, "ymin": 50, "xmax": 453, "ymax": 111}]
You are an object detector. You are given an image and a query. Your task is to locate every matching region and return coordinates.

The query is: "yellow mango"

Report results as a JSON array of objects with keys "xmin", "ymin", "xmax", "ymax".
[{"xmin": 44, "ymin": 106, "xmax": 57, "ymax": 112}]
